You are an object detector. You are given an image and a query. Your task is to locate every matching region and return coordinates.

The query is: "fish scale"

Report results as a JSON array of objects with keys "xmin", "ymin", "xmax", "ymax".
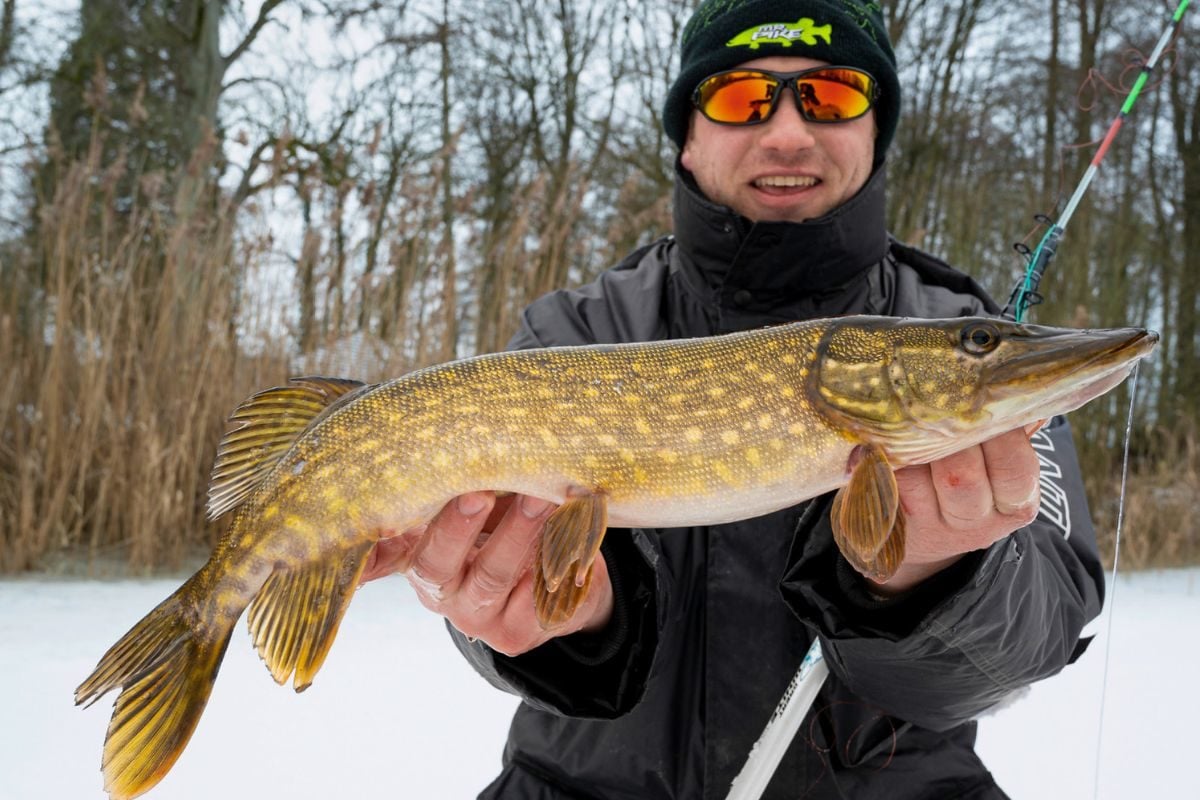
[{"xmin": 76, "ymin": 314, "xmax": 1157, "ymax": 800}]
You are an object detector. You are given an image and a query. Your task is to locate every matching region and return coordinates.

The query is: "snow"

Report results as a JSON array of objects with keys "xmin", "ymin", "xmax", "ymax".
[{"xmin": 1, "ymin": 568, "xmax": 1196, "ymax": 799}]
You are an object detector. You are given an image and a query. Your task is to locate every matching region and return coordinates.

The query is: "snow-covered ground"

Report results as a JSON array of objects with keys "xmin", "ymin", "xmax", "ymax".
[{"xmin": 1, "ymin": 568, "xmax": 1195, "ymax": 799}]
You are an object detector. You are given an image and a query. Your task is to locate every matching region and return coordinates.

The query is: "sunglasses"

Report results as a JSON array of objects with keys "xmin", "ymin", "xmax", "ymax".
[{"xmin": 692, "ymin": 66, "xmax": 879, "ymax": 127}]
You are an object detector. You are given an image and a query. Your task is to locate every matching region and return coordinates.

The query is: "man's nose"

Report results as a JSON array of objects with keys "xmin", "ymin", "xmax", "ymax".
[{"xmin": 759, "ymin": 89, "xmax": 817, "ymax": 149}]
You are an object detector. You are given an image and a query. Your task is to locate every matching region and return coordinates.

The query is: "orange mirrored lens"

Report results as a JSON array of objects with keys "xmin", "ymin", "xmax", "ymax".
[
  {"xmin": 697, "ymin": 69, "xmax": 874, "ymax": 124},
  {"xmin": 697, "ymin": 72, "xmax": 780, "ymax": 123},
  {"xmin": 798, "ymin": 70, "xmax": 873, "ymax": 121}
]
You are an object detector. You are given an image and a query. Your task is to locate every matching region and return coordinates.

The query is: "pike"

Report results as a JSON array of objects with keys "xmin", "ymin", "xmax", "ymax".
[{"xmin": 77, "ymin": 315, "xmax": 1156, "ymax": 799}]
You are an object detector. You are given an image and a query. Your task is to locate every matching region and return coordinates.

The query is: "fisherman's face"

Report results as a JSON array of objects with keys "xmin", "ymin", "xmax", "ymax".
[{"xmin": 681, "ymin": 56, "xmax": 877, "ymax": 223}]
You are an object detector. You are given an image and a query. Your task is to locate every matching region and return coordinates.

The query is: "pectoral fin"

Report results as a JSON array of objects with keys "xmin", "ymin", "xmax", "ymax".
[
  {"xmin": 831, "ymin": 445, "xmax": 907, "ymax": 582},
  {"xmin": 533, "ymin": 490, "xmax": 608, "ymax": 629}
]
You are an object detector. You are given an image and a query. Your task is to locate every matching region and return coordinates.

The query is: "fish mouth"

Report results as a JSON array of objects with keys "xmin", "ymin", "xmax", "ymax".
[{"xmin": 986, "ymin": 325, "xmax": 1159, "ymax": 413}]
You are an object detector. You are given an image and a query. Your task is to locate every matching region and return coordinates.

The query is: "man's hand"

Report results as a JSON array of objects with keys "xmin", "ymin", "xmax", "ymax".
[
  {"xmin": 867, "ymin": 424, "xmax": 1045, "ymax": 596},
  {"xmin": 361, "ymin": 492, "xmax": 615, "ymax": 656}
]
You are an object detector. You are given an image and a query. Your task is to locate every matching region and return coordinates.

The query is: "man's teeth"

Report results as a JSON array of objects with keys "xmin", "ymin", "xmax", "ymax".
[{"xmin": 754, "ymin": 176, "xmax": 818, "ymax": 188}]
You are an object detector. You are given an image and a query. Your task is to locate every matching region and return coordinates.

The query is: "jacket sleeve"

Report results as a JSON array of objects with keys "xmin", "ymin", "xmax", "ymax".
[
  {"xmin": 445, "ymin": 276, "xmax": 669, "ymax": 718},
  {"xmin": 778, "ymin": 414, "xmax": 1105, "ymax": 729}
]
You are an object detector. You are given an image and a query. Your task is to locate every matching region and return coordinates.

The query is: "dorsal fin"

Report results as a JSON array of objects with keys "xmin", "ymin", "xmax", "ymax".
[{"xmin": 206, "ymin": 377, "xmax": 367, "ymax": 520}]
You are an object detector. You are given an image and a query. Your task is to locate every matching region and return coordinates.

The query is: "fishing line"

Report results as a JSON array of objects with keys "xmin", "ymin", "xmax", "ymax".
[{"xmin": 1091, "ymin": 364, "xmax": 1141, "ymax": 800}]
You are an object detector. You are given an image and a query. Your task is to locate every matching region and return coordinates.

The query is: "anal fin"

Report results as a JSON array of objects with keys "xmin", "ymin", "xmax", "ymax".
[
  {"xmin": 533, "ymin": 490, "xmax": 608, "ymax": 629},
  {"xmin": 247, "ymin": 540, "xmax": 373, "ymax": 691},
  {"xmin": 831, "ymin": 444, "xmax": 907, "ymax": 582}
]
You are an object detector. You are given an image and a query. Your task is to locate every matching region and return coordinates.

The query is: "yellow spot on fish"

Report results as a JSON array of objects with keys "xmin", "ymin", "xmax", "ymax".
[
  {"xmin": 262, "ymin": 505, "xmax": 279, "ymax": 520},
  {"xmin": 619, "ymin": 449, "xmax": 636, "ymax": 464},
  {"xmin": 598, "ymin": 434, "xmax": 618, "ymax": 448},
  {"xmin": 456, "ymin": 404, "xmax": 481, "ymax": 414},
  {"xmin": 745, "ymin": 447, "xmax": 762, "ymax": 466},
  {"xmin": 721, "ymin": 430, "xmax": 740, "ymax": 445},
  {"xmin": 770, "ymin": 438, "xmax": 784, "ymax": 451},
  {"xmin": 708, "ymin": 386, "xmax": 727, "ymax": 399},
  {"xmin": 585, "ymin": 387, "xmax": 600, "ymax": 398},
  {"xmin": 539, "ymin": 428, "xmax": 559, "ymax": 448},
  {"xmin": 782, "ymin": 354, "xmax": 797, "ymax": 365},
  {"xmin": 657, "ymin": 449, "xmax": 679, "ymax": 463},
  {"xmin": 758, "ymin": 414, "xmax": 773, "ymax": 430},
  {"xmin": 759, "ymin": 372, "xmax": 777, "ymax": 384},
  {"xmin": 781, "ymin": 386, "xmax": 795, "ymax": 398},
  {"xmin": 738, "ymin": 397, "xmax": 755, "ymax": 410},
  {"xmin": 713, "ymin": 460, "xmax": 736, "ymax": 485},
  {"xmin": 635, "ymin": 418, "xmax": 652, "ymax": 435},
  {"xmin": 633, "ymin": 466, "xmax": 648, "ymax": 484},
  {"xmin": 575, "ymin": 416, "xmax": 597, "ymax": 428},
  {"xmin": 788, "ymin": 423, "xmax": 805, "ymax": 436},
  {"xmin": 668, "ymin": 394, "xmax": 686, "ymax": 405},
  {"xmin": 685, "ymin": 427, "xmax": 703, "ymax": 443},
  {"xmin": 584, "ymin": 455, "xmax": 600, "ymax": 469},
  {"xmin": 433, "ymin": 452, "xmax": 452, "ymax": 469}
]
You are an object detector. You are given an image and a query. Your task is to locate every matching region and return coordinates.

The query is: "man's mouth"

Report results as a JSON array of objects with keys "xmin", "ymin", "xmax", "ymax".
[{"xmin": 752, "ymin": 175, "xmax": 819, "ymax": 192}]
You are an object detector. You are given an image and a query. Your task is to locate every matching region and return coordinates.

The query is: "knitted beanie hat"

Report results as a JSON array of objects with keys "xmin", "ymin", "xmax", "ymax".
[{"xmin": 663, "ymin": 0, "xmax": 900, "ymax": 166}]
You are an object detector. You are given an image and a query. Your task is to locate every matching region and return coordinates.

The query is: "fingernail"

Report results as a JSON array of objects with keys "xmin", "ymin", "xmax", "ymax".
[
  {"xmin": 457, "ymin": 493, "xmax": 488, "ymax": 515},
  {"xmin": 520, "ymin": 496, "xmax": 554, "ymax": 518}
]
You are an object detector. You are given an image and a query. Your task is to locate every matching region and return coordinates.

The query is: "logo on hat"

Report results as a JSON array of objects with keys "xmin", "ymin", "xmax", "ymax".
[{"xmin": 726, "ymin": 18, "xmax": 833, "ymax": 49}]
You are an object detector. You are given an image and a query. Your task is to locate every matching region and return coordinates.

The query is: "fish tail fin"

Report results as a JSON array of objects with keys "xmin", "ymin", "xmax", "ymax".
[
  {"xmin": 75, "ymin": 577, "xmax": 235, "ymax": 800},
  {"xmin": 247, "ymin": 540, "xmax": 374, "ymax": 691}
]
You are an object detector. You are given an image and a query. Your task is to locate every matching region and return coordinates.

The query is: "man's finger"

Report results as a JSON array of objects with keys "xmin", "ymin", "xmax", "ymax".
[
  {"xmin": 894, "ymin": 462, "xmax": 937, "ymax": 516},
  {"xmin": 361, "ymin": 528, "xmax": 424, "ymax": 584},
  {"xmin": 928, "ymin": 444, "xmax": 992, "ymax": 528},
  {"xmin": 407, "ymin": 492, "xmax": 496, "ymax": 598},
  {"xmin": 981, "ymin": 430, "xmax": 1041, "ymax": 519},
  {"xmin": 460, "ymin": 495, "xmax": 555, "ymax": 615}
]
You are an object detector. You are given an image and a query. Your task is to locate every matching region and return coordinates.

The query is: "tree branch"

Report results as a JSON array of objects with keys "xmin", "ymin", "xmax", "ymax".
[{"xmin": 225, "ymin": 0, "xmax": 287, "ymax": 69}]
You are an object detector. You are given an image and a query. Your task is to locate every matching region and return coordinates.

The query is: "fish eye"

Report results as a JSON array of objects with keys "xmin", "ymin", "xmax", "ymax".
[{"xmin": 961, "ymin": 322, "xmax": 1001, "ymax": 355}]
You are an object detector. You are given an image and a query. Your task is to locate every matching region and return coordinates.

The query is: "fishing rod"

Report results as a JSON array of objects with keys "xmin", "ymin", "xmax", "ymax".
[
  {"xmin": 731, "ymin": 3, "xmax": 1189, "ymax": 799},
  {"xmin": 1002, "ymin": 0, "xmax": 1190, "ymax": 322}
]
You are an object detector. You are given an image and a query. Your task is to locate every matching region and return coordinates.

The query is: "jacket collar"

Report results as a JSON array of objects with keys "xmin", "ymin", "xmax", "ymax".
[{"xmin": 671, "ymin": 161, "xmax": 890, "ymax": 314}]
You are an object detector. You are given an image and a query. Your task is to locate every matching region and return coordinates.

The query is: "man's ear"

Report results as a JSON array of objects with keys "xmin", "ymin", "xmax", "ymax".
[{"xmin": 679, "ymin": 115, "xmax": 696, "ymax": 171}]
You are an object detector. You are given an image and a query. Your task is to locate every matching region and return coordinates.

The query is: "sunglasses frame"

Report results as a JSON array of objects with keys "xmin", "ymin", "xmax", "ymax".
[{"xmin": 691, "ymin": 65, "xmax": 880, "ymax": 127}]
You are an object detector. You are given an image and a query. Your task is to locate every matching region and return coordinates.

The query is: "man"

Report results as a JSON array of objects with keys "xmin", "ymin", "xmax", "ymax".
[{"xmin": 364, "ymin": 2, "xmax": 1103, "ymax": 797}]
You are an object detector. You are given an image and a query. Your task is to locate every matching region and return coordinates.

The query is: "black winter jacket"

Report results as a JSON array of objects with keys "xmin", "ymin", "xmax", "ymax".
[{"xmin": 450, "ymin": 166, "xmax": 1105, "ymax": 799}]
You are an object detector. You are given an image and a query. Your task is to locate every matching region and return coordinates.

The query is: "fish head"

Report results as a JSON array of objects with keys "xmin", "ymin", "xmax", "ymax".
[{"xmin": 812, "ymin": 316, "xmax": 1158, "ymax": 463}]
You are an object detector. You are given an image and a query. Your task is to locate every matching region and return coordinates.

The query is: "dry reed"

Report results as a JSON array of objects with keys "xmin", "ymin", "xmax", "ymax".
[
  {"xmin": 1090, "ymin": 426, "xmax": 1200, "ymax": 570},
  {"xmin": 1, "ymin": 141, "xmax": 290, "ymax": 574}
]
